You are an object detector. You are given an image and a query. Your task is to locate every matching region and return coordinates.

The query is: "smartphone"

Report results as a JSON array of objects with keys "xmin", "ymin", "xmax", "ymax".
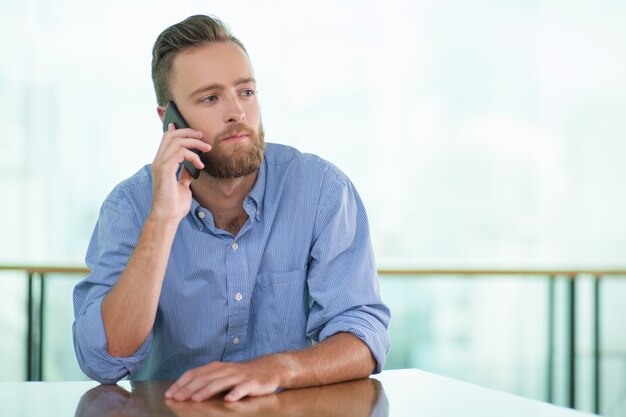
[{"xmin": 162, "ymin": 101, "xmax": 202, "ymax": 179}]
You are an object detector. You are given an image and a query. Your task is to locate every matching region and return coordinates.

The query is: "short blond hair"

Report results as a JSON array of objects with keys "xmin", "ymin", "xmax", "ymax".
[{"xmin": 151, "ymin": 15, "xmax": 247, "ymax": 105}]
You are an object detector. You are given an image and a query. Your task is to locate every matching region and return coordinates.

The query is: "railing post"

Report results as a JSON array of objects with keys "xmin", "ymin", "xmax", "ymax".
[
  {"xmin": 567, "ymin": 274, "xmax": 576, "ymax": 409},
  {"xmin": 25, "ymin": 271, "xmax": 45, "ymax": 381},
  {"xmin": 39, "ymin": 273, "xmax": 46, "ymax": 381},
  {"xmin": 593, "ymin": 275, "xmax": 601, "ymax": 415},
  {"xmin": 547, "ymin": 275, "xmax": 555, "ymax": 404},
  {"xmin": 26, "ymin": 272, "xmax": 34, "ymax": 381}
]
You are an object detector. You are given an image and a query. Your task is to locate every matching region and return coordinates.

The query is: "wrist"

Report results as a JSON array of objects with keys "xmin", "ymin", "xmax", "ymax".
[
  {"xmin": 146, "ymin": 211, "xmax": 183, "ymax": 230},
  {"xmin": 142, "ymin": 214, "xmax": 181, "ymax": 243},
  {"xmin": 269, "ymin": 352, "xmax": 299, "ymax": 389}
]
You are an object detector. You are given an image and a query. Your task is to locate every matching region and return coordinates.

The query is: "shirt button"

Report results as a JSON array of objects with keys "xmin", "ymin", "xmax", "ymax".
[
  {"xmin": 198, "ymin": 211, "xmax": 205, "ymax": 219},
  {"xmin": 231, "ymin": 242, "xmax": 239, "ymax": 251},
  {"xmin": 235, "ymin": 292, "xmax": 243, "ymax": 301},
  {"xmin": 233, "ymin": 336, "xmax": 240, "ymax": 345}
]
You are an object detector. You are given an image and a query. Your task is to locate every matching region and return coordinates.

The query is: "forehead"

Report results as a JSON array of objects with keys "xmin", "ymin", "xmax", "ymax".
[{"xmin": 170, "ymin": 41, "xmax": 254, "ymax": 98}]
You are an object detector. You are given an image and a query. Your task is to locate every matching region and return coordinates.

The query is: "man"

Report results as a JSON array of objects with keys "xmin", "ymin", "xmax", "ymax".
[{"xmin": 73, "ymin": 15, "xmax": 390, "ymax": 402}]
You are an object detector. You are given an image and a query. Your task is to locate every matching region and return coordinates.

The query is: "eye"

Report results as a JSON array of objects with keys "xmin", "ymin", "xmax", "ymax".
[
  {"xmin": 240, "ymin": 89, "xmax": 256, "ymax": 97},
  {"xmin": 201, "ymin": 95, "xmax": 218, "ymax": 103}
]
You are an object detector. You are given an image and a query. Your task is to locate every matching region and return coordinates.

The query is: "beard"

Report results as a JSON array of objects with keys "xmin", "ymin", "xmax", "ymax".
[{"xmin": 201, "ymin": 121, "xmax": 265, "ymax": 179}]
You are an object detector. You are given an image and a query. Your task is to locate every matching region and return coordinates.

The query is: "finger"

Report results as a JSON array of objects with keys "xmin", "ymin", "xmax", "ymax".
[
  {"xmin": 224, "ymin": 381, "xmax": 258, "ymax": 402},
  {"xmin": 172, "ymin": 375, "xmax": 223, "ymax": 402},
  {"xmin": 153, "ymin": 151, "xmax": 203, "ymax": 182},
  {"xmin": 181, "ymin": 149, "xmax": 206, "ymax": 170},
  {"xmin": 159, "ymin": 143, "xmax": 211, "ymax": 167},
  {"xmin": 164, "ymin": 127, "xmax": 204, "ymax": 140},
  {"xmin": 157, "ymin": 128, "xmax": 205, "ymax": 157},
  {"xmin": 224, "ymin": 393, "xmax": 279, "ymax": 410},
  {"xmin": 179, "ymin": 168, "xmax": 193, "ymax": 187},
  {"xmin": 166, "ymin": 362, "xmax": 225, "ymax": 399},
  {"xmin": 161, "ymin": 138, "xmax": 211, "ymax": 156},
  {"xmin": 157, "ymin": 123, "xmax": 196, "ymax": 155},
  {"xmin": 161, "ymin": 148, "xmax": 205, "ymax": 172},
  {"xmin": 165, "ymin": 369, "xmax": 196, "ymax": 398},
  {"xmin": 189, "ymin": 376, "xmax": 243, "ymax": 402}
]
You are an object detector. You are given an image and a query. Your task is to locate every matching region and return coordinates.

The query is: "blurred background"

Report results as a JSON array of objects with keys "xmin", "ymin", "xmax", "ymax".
[{"xmin": 1, "ymin": 0, "xmax": 626, "ymax": 415}]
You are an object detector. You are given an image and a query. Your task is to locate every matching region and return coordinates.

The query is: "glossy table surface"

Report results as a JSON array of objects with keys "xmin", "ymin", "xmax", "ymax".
[{"xmin": 0, "ymin": 369, "xmax": 599, "ymax": 417}]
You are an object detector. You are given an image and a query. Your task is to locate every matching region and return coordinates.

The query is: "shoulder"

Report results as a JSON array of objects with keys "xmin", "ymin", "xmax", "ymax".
[
  {"xmin": 264, "ymin": 143, "xmax": 349, "ymax": 188},
  {"xmin": 103, "ymin": 165, "xmax": 153, "ymax": 214}
]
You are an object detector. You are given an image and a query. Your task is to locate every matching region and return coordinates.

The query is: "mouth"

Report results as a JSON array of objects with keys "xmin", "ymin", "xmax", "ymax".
[{"xmin": 222, "ymin": 132, "xmax": 249, "ymax": 142}]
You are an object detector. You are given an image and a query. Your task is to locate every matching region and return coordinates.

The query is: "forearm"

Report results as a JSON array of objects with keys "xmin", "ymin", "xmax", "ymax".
[
  {"xmin": 101, "ymin": 215, "xmax": 178, "ymax": 357},
  {"xmin": 165, "ymin": 332, "xmax": 376, "ymax": 402},
  {"xmin": 275, "ymin": 332, "xmax": 376, "ymax": 389}
]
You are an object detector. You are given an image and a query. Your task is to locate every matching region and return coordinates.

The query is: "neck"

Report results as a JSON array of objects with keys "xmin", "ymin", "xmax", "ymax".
[{"xmin": 190, "ymin": 170, "xmax": 259, "ymax": 234}]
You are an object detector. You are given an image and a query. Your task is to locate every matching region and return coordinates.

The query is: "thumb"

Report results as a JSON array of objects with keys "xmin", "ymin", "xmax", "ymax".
[{"xmin": 179, "ymin": 167, "xmax": 193, "ymax": 188}]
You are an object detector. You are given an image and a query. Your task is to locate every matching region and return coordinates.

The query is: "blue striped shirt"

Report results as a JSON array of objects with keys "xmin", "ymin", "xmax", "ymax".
[{"xmin": 73, "ymin": 143, "xmax": 390, "ymax": 384}]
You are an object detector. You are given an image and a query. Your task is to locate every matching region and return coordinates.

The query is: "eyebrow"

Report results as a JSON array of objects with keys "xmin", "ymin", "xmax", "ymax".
[{"xmin": 189, "ymin": 77, "xmax": 256, "ymax": 98}]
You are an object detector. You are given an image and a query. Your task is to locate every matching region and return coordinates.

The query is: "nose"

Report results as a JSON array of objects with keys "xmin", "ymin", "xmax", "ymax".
[{"xmin": 224, "ymin": 93, "xmax": 246, "ymax": 124}]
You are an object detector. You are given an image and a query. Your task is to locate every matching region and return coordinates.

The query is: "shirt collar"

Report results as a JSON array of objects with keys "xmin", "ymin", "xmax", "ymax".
[
  {"xmin": 188, "ymin": 157, "xmax": 267, "ymax": 230},
  {"xmin": 245, "ymin": 157, "xmax": 267, "ymax": 222},
  {"xmin": 189, "ymin": 198, "xmax": 209, "ymax": 230}
]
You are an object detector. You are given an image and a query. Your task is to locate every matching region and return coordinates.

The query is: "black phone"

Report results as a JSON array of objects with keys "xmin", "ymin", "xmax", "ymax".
[{"xmin": 162, "ymin": 101, "xmax": 202, "ymax": 179}]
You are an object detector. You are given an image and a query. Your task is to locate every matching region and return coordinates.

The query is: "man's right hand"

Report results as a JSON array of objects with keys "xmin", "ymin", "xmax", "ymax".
[{"xmin": 150, "ymin": 123, "xmax": 211, "ymax": 224}]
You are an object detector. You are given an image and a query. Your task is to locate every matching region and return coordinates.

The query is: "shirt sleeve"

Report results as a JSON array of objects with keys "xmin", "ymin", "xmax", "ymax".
[
  {"xmin": 305, "ymin": 168, "xmax": 391, "ymax": 373},
  {"xmin": 72, "ymin": 194, "xmax": 153, "ymax": 384}
]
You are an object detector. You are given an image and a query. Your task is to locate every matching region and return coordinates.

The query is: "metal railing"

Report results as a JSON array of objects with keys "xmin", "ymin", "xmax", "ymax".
[
  {"xmin": 379, "ymin": 268, "xmax": 626, "ymax": 415},
  {"xmin": 2, "ymin": 265, "xmax": 625, "ymax": 415},
  {"xmin": 0, "ymin": 265, "xmax": 89, "ymax": 383}
]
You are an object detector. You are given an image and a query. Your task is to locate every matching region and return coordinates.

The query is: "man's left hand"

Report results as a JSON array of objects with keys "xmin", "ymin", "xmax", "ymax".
[{"xmin": 164, "ymin": 356, "xmax": 291, "ymax": 402}]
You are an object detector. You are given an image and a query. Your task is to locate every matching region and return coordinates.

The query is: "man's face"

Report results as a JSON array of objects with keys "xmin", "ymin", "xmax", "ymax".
[{"xmin": 167, "ymin": 41, "xmax": 264, "ymax": 179}]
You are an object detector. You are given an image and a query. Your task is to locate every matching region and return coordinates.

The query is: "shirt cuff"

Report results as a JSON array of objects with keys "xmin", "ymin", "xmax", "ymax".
[
  {"xmin": 318, "ymin": 312, "xmax": 390, "ymax": 374},
  {"xmin": 73, "ymin": 298, "xmax": 153, "ymax": 384}
]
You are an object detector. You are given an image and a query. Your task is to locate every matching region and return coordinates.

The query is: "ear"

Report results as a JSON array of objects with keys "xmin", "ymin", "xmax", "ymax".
[{"xmin": 157, "ymin": 105, "xmax": 167, "ymax": 123}]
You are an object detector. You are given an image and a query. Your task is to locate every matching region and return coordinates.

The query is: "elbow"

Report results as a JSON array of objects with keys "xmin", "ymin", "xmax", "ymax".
[
  {"xmin": 366, "ymin": 349, "xmax": 377, "ymax": 376},
  {"xmin": 89, "ymin": 372, "xmax": 123, "ymax": 385},
  {"xmin": 74, "ymin": 340, "xmax": 128, "ymax": 385},
  {"xmin": 78, "ymin": 359, "xmax": 127, "ymax": 385}
]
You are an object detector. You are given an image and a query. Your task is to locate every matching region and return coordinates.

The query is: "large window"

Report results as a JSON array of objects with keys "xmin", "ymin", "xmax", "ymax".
[{"xmin": 2, "ymin": 1, "xmax": 626, "ymax": 415}]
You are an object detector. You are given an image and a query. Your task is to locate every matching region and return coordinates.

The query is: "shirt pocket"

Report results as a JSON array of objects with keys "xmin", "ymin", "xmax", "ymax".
[{"xmin": 251, "ymin": 268, "xmax": 310, "ymax": 351}]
